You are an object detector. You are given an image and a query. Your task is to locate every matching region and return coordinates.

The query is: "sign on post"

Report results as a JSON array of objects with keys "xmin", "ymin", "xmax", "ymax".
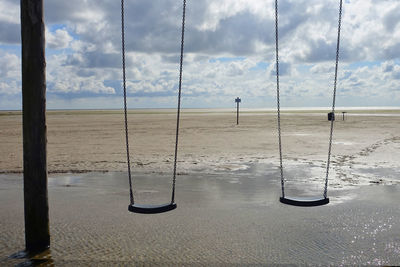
[
  {"xmin": 342, "ymin": 111, "xmax": 347, "ymax": 121},
  {"xmin": 235, "ymin": 97, "xmax": 241, "ymax": 125}
]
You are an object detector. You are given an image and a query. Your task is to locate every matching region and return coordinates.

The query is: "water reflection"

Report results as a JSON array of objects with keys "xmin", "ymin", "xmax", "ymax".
[
  {"xmin": 9, "ymin": 249, "xmax": 53, "ymax": 266},
  {"xmin": 1, "ymin": 169, "xmax": 399, "ymax": 265}
]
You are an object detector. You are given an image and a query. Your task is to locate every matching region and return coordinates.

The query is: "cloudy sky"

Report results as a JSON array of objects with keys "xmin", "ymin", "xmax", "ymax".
[{"xmin": 1, "ymin": 0, "xmax": 400, "ymax": 110}]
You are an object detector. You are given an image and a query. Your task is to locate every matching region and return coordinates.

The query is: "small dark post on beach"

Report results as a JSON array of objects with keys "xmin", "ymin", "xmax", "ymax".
[
  {"xmin": 21, "ymin": 0, "xmax": 50, "ymax": 253},
  {"xmin": 235, "ymin": 97, "xmax": 241, "ymax": 125},
  {"xmin": 342, "ymin": 111, "xmax": 347, "ymax": 121}
]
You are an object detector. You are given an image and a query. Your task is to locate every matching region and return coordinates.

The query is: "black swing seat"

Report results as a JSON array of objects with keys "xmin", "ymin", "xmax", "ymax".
[
  {"xmin": 128, "ymin": 202, "xmax": 177, "ymax": 214},
  {"xmin": 280, "ymin": 196, "xmax": 329, "ymax": 207}
]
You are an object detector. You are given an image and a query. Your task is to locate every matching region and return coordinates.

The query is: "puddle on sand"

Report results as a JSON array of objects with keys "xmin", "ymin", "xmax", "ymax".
[
  {"xmin": 1, "ymin": 169, "xmax": 400, "ymax": 265},
  {"xmin": 213, "ymin": 163, "xmax": 250, "ymax": 172},
  {"xmin": 333, "ymin": 141, "xmax": 357, "ymax": 146}
]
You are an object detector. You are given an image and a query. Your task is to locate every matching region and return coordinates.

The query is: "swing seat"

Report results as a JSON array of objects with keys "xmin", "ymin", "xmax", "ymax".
[
  {"xmin": 280, "ymin": 196, "xmax": 329, "ymax": 207},
  {"xmin": 128, "ymin": 202, "xmax": 177, "ymax": 214}
]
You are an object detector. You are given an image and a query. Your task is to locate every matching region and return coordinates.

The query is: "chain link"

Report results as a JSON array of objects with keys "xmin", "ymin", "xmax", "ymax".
[
  {"xmin": 122, "ymin": 0, "xmax": 187, "ymax": 205},
  {"xmin": 275, "ymin": 0, "xmax": 343, "ymax": 199},
  {"xmin": 324, "ymin": 0, "xmax": 343, "ymax": 198},
  {"xmin": 121, "ymin": 0, "xmax": 134, "ymax": 205},
  {"xmin": 171, "ymin": 0, "xmax": 187, "ymax": 203},
  {"xmin": 274, "ymin": 0, "xmax": 285, "ymax": 198}
]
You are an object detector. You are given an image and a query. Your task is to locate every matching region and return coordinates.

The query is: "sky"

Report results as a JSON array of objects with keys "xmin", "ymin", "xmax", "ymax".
[{"xmin": 1, "ymin": 0, "xmax": 400, "ymax": 110}]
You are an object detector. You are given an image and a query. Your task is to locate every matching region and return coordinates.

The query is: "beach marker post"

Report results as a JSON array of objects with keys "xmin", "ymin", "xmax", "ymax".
[
  {"xmin": 235, "ymin": 97, "xmax": 241, "ymax": 125},
  {"xmin": 342, "ymin": 111, "xmax": 347, "ymax": 121},
  {"xmin": 21, "ymin": 0, "xmax": 50, "ymax": 253}
]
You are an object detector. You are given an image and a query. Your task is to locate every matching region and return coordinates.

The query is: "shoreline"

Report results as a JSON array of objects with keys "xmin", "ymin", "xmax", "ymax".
[{"xmin": 1, "ymin": 106, "xmax": 400, "ymax": 114}]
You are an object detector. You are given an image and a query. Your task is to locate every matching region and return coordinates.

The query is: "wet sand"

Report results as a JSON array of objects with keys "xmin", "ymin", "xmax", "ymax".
[
  {"xmin": 1, "ymin": 171, "xmax": 399, "ymax": 265},
  {"xmin": 1, "ymin": 109, "xmax": 400, "ymax": 264}
]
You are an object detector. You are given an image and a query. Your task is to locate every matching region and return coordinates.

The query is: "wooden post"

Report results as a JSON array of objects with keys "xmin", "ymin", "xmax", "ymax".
[
  {"xmin": 342, "ymin": 111, "xmax": 347, "ymax": 121},
  {"xmin": 21, "ymin": 0, "xmax": 50, "ymax": 253},
  {"xmin": 235, "ymin": 97, "xmax": 241, "ymax": 125}
]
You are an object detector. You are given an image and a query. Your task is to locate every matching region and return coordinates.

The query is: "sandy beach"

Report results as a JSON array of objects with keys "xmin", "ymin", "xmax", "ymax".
[
  {"xmin": 1, "ymin": 109, "xmax": 400, "ymax": 190},
  {"xmin": 1, "ymin": 109, "xmax": 400, "ymax": 265}
]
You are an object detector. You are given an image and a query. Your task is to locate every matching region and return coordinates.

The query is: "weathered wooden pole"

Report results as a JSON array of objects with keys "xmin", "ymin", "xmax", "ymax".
[
  {"xmin": 21, "ymin": 0, "xmax": 50, "ymax": 253},
  {"xmin": 235, "ymin": 97, "xmax": 241, "ymax": 125}
]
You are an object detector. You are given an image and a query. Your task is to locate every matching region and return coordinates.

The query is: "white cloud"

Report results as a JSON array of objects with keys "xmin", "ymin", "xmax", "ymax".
[
  {"xmin": 0, "ymin": 81, "xmax": 19, "ymax": 95},
  {"xmin": 46, "ymin": 28, "xmax": 74, "ymax": 49},
  {"xmin": 0, "ymin": 51, "xmax": 20, "ymax": 96},
  {"xmin": 0, "ymin": 52, "xmax": 19, "ymax": 78},
  {"xmin": 311, "ymin": 63, "xmax": 335, "ymax": 74},
  {"xmin": 1, "ymin": 0, "xmax": 400, "ymax": 110},
  {"xmin": 196, "ymin": 0, "xmax": 270, "ymax": 31},
  {"xmin": 46, "ymin": 54, "xmax": 116, "ymax": 95},
  {"xmin": 268, "ymin": 62, "xmax": 293, "ymax": 76},
  {"xmin": 126, "ymin": 79, "xmax": 175, "ymax": 95},
  {"xmin": 0, "ymin": 0, "xmax": 19, "ymax": 24},
  {"xmin": 51, "ymin": 78, "xmax": 115, "ymax": 94}
]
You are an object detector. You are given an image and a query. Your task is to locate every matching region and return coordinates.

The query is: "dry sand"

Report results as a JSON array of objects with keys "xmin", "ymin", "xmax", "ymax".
[
  {"xmin": 1, "ymin": 109, "xmax": 400, "ymax": 188},
  {"xmin": 1, "ymin": 109, "xmax": 400, "ymax": 265}
]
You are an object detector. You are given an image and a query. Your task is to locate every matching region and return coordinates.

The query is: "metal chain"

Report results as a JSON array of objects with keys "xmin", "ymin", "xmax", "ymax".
[
  {"xmin": 324, "ymin": 0, "xmax": 343, "ymax": 199},
  {"xmin": 171, "ymin": 0, "xmax": 187, "ymax": 203},
  {"xmin": 274, "ymin": 0, "xmax": 285, "ymax": 198},
  {"xmin": 121, "ymin": 0, "xmax": 134, "ymax": 205},
  {"xmin": 275, "ymin": 0, "xmax": 343, "ymax": 199}
]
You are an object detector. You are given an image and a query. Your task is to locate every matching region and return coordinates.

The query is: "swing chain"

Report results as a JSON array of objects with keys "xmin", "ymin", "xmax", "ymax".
[
  {"xmin": 324, "ymin": 0, "xmax": 343, "ymax": 198},
  {"xmin": 172, "ymin": 0, "xmax": 187, "ymax": 203},
  {"xmin": 275, "ymin": 0, "xmax": 343, "ymax": 199},
  {"xmin": 274, "ymin": 0, "xmax": 285, "ymax": 198},
  {"xmin": 121, "ymin": 0, "xmax": 186, "ymax": 206},
  {"xmin": 121, "ymin": 0, "xmax": 134, "ymax": 205}
]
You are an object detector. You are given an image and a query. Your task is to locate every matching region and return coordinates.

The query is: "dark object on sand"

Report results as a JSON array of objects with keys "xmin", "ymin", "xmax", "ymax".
[
  {"xmin": 342, "ymin": 111, "xmax": 347, "ymax": 120},
  {"xmin": 328, "ymin": 112, "xmax": 335, "ymax": 121},
  {"xmin": 121, "ymin": 0, "xmax": 187, "ymax": 213},
  {"xmin": 235, "ymin": 97, "xmax": 241, "ymax": 125},
  {"xmin": 274, "ymin": 0, "xmax": 343, "ymax": 207},
  {"xmin": 128, "ymin": 203, "xmax": 177, "ymax": 214},
  {"xmin": 280, "ymin": 196, "xmax": 329, "ymax": 207}
]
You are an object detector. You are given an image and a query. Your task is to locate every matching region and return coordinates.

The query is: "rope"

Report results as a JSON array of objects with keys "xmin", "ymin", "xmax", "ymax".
[
  {"xmin": 324, "ymin": 0, "xmax": 343, "ymax": 199},
  {"xmin": 121, "ymin": 0, "xmax": 134, "ymax": 205},
  {"xmin": 274, "ymin": 0, "xmax": 285, "ymax": 198},
  {"xmin": 171, "ymin": 0, "xmax": 187, "ymax": 203}
]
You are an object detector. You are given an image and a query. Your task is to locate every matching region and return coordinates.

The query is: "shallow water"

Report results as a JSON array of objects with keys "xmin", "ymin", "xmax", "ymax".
[{"xmin": 1, "ymin": 167, "xmax": 400, "ymax": 265}]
